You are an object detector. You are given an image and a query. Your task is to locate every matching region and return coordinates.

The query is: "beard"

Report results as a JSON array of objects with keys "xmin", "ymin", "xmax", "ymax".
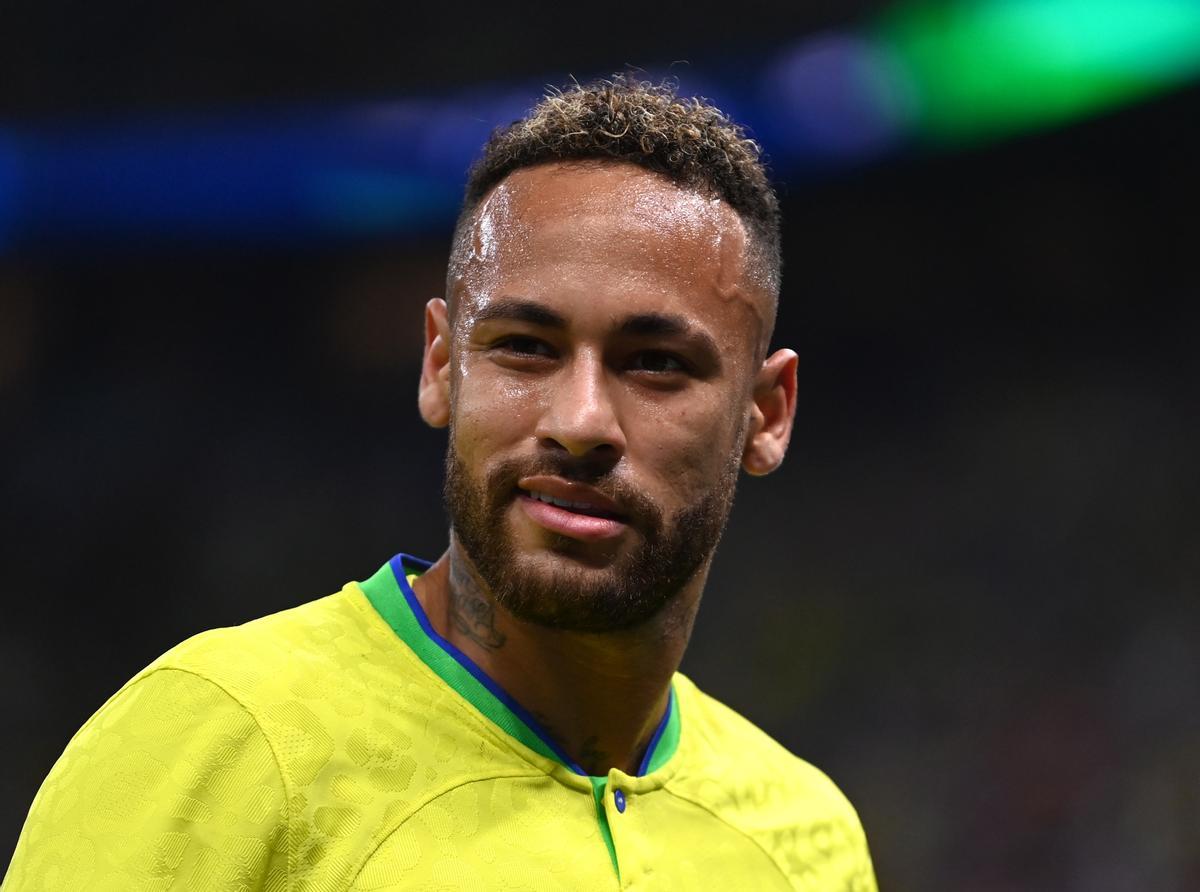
[{"xmin": 443, "ymin": 441, "xmax": 740, "ymax": 633}]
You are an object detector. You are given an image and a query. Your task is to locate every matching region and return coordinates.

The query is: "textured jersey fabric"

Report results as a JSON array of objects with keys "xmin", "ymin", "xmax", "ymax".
[{"xmin": 5, "ymin": 554, "xmax": 877, "ymax": 891}]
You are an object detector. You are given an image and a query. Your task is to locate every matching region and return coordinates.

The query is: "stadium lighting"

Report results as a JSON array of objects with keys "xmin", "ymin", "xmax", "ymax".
[{"xmin": 0, "ymin": 0, "xmax": 1198, "ymax": 251}]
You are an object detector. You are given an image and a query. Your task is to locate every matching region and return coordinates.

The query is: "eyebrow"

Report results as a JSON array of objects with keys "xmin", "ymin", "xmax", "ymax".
[
  {"xmin": 619, "ymin": 312, "xmax": 721, "ymax": 358},
  {"xmin": 471, "ymin": 299, "xmax": 567, "ymax": 329}
]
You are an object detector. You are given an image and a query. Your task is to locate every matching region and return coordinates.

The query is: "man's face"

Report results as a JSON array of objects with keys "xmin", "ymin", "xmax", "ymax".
[{"xmin": 435, "ymin": 161, "xmax": 774, "ymax": 633}]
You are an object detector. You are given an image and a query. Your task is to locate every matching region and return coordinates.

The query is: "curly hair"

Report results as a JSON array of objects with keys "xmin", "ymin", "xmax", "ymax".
[{"xmin": 448, "ymin": 75, "xmax": 781, "ymax": 302}]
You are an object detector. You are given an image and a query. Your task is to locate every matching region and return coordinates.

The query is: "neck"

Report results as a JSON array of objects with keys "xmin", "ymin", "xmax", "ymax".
[{"xmin": 410, "ymin": 542, "xmax": 705, "ymax": 776}]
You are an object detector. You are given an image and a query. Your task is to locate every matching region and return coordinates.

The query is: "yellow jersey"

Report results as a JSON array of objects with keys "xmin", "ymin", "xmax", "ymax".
[{"xmin": 5, "ymin": 554, "xmax": 877, "ymax": 890}]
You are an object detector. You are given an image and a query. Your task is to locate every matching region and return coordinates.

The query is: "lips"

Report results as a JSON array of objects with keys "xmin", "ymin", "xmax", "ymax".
[{"xmin": 516, "ymin": 475, "xmax": 629, "ymax": 541}]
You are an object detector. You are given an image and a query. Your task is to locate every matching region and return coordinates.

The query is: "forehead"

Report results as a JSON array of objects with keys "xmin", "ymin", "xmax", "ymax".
[{"xmin": 453, "ymin": 162, "xmax": 766, "ymax": 348}]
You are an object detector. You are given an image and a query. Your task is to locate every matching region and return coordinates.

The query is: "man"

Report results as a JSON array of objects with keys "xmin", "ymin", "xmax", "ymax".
[{"xmin": 6, "ymin": 77, "xmax": 877, "ymax": 890}]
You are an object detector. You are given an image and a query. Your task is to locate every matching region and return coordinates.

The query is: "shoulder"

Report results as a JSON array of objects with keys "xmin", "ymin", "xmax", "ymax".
[
  {"xmin": 149, "ymin": 583, "xmax": 384, "ymax": 690},
  {"xmin": 135, "ymin": 581, "xmax": 529, "ymax": 798},
  {"xmin": 44, "ymin": 585, "xmax": 391, "ymax": 813},
  {"xmin": 672, "ymin": 673, "xmax": 853, "ymax": 811},
  {"xmin": 133, "ymin": 581, "xmax": 447, "ymax": 769},
  {"xmin": 668, "ymin": 673, "xmax": 877, "ymax": 890},
  {"xmin": 6, "ymin": 667, "xmax": 288, "ymax": 890},
  {"xmin": 137, "ymin": 582, "xmax": 422, "ymax": 721}
]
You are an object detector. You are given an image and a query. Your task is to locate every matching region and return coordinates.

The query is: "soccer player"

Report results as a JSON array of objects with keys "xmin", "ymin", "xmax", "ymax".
[{"xmin": 5, "ymin": 77, "xmax": 877, "ymax": 890}]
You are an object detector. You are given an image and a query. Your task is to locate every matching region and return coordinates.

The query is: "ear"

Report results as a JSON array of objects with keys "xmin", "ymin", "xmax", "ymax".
[
  {"xmin": 418, "ymin": 298, "xmax": 452, "ymax": 429},
  {"xmin": 741, "ymin": 348, "xmax": 798, "ymax": 476}
]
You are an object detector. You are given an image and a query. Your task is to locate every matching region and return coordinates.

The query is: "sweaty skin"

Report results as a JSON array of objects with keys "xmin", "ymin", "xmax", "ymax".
[
  {"xmin": 455, "ymin": 161, "xmax": 769, "ymax": 366},
  {"xmin": 417, "ymin": 161, "xmax": 797, "ymax": 775},
  {"xmin": 621, "ymin": 183, "xmax": 768, "ymax": 351}
]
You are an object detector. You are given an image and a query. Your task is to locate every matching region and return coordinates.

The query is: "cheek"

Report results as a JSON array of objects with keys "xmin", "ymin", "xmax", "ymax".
[
  {"xmin": 451, "ymin": 361, "xmax": 545, "ymax": 452},
  {"xmin": 624, "ymin": 395, "xmax": 744, "ymax": 492}
]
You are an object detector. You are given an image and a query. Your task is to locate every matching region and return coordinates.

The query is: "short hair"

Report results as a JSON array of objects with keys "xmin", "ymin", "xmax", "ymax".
[{"xmin": 447, "ymin": 75, "xmax": 781, "ymax": 309}]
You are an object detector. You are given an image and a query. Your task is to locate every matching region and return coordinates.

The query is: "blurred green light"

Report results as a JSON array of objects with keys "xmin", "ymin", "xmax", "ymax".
[{"xmin": 879, "ymin": 0, "xmax": 1200, "ymax": 143}]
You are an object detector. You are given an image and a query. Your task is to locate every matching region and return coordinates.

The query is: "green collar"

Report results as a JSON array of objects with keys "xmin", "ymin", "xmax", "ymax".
[{"xmin": 358, "ymin": 553, "xmax": 681, "ymax": 777}]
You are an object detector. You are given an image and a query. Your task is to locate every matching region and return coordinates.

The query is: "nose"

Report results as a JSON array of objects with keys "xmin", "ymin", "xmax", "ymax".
[{"xmin": 534, "ymin": 350, "xmax": 626, "ymax": 460}]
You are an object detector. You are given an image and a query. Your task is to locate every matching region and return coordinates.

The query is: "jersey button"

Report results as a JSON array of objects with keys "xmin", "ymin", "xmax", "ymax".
[{"xmin": 614, "ymin": 789, "xmax": 626, "ymax": 813}]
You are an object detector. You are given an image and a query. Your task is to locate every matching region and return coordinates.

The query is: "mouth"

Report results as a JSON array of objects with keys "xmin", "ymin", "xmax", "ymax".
[{"xmin": 515, "ymin": 476, "xmax": 629, "ymax": 541}]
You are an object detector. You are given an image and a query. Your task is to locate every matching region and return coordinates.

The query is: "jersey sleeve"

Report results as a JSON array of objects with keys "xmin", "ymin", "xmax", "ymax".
[
  {"xmin": 830, "ymin": 783, "xmax": 879, "ymax": 892},
  {"xmin": 779, "ymin": 756, "xmax": 879, "ymax": 892},
  {"xmin": 4, "ymin": 667, "xmax": 288, "ymax": 891}
]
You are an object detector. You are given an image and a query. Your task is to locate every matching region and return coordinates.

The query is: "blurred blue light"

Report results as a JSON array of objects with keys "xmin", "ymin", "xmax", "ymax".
[
  {"xmin": 0, "ymin": 54, "xmax": 917, "ymax": 255},
  {"xmin": 0, "ymin": 134, "xmax": 21, "ymax": 254},
  {"xmin": 2, "ymin": 4, "xmax": 1197, "ymax": 256},
  {"xmin": 0, "ymin": 88, "xmax": 540, "ymax": 253},
  {"xmin": 762, "ymin": 34, "xmax": 916, "ymax": 162},
  {"xmin": 306, "ymin": 171, "xmax": 458, "ymax": 232}
]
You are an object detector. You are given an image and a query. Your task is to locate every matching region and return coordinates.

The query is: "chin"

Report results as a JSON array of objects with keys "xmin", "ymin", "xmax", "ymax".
[
  {"xmin": 539, "ymin": 531, "xmax": 631, "ymax": 568},
  {"xmin": 515, "ymin": 544, "xmax": 625, "ymax": 585},
  {"xmin": 490, "ymin": 543, "xmax": 679, "ymax": 634}
]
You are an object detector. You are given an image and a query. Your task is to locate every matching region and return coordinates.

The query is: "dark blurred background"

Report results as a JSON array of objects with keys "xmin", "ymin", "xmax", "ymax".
[{"xmin": 2, "ymin": 1, "xmax": 1198, "ymax": 888}]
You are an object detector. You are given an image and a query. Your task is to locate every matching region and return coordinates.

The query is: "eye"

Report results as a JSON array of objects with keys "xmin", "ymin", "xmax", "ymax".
[
  {"xmin": 495, "ymin": 335, "xmax": 555, "ymax": 358},
  {"xmin": 628, "ymin": 351, "xmax": 688, "ymax": 375}
]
